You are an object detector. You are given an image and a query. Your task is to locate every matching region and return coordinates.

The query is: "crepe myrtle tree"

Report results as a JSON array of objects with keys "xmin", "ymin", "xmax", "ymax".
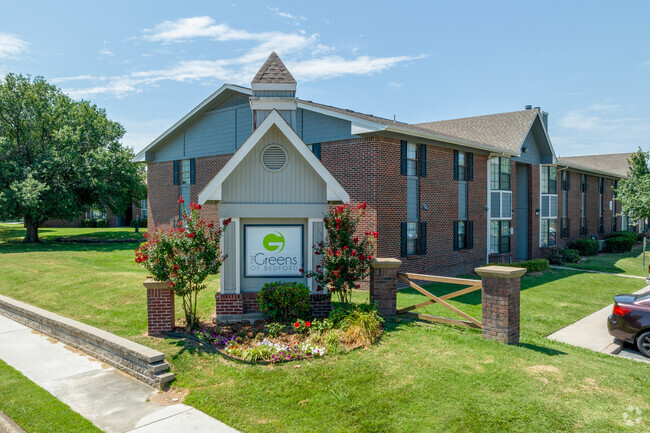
[
  {"xmin": 306, "ymin": 202, "xmax": 377, "ymax": 303},
  {"xmin": 616, "ymin": 148, "xmax": 650, "ymax": 223},
  {"xmin": 136, "ymin": 198, "xmax": 230, "ymax": 329},
  {"xmin": 0, "ymin": 74, "xmax": 145, "ymax": 242}
]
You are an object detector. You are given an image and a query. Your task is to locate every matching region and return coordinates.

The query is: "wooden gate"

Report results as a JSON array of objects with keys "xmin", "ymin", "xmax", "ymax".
[{"xmin": 396, "ymin": 272, "xmax": 483, "ymax": 329}]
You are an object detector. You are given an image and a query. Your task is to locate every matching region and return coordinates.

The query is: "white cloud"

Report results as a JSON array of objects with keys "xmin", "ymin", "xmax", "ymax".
[
  {"xmin": 0, "ymin": 33, "xmax": 29, "ymax": 60},
  {"xmin": 142, "ymin": 16, "xmax": 264, "ymax": 43},
  {"xmin": 60, "ymin": 19, "xmax": 425, "ymax": 99},
  {"xmin": 554, "ymin": 104, "xmax": 650, "ymax": 155},
  {"xmin": 289, "ymin": 55, "xmax": 427, "ymax": 81},
  {"xmin": 99, "ymin": 49, "xmax": 115, "ymax": 56}
]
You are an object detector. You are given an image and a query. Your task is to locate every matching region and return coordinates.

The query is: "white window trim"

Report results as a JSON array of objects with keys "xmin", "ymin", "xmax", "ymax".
[{"xmin": 487, "ymin": 156, "xmax": 513, "ymax": 258}]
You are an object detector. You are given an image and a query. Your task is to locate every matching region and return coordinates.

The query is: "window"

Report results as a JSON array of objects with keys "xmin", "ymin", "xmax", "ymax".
[
  {"xmin": 180, "ymin": 159, "xmax": 191, "ymax": 184},
  {"xmin": 561, "ymin": 170, "xmax": 571, "ymax": 191},
  {"xmin": 140, "ymin": 199, "xmax": 147, "ymax": 220},
  {"xmin": 406, "ymin": 222, "xmax": 418, "ymax": 255},
  {"xmin": 454, "ymin": 221, "xmax": 474, "ymax": 250},
  {"xmin": 599, "ymin": 178, "xmax": 604, "ymax": 233},
  {"xmin": 404, "ymin": 142, "xmax": 418, "ymax": 176},
  {"xmin": 580, "ymin": 174, "xmax": 588, "ymax": 193},
  {"xmin": 490, "ymin": 220, "xmax": 510, "ymax": 254},
  {"xmin": 91, "ymin": 209, "xmax": 106, "ymax": 220},
  {"xmin": 541, "ymin": 166, "xmax": 557, "ymax": 194},
  {"xmin": 560, "ymin": 217, "xmax": 570, "ymax": 238},
  {"xmin": 541, "ymin": 219, "xmax": 557, "ymax": 247},
  {"xmin": 490, "ymin": 157, "xmax": 511, "ymax": 190},
  {"xmin": 581, "ymin": 192, "xmax": 588, "ymax": 236}
]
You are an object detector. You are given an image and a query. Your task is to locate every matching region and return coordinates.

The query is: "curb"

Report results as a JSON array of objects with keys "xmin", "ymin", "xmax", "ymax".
[{"xmin": 0, "ymin": 410, "xmax": 26, "ymax": 433}]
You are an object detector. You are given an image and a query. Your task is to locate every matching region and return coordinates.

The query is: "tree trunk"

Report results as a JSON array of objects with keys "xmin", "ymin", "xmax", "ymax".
[{"xmin": 23, "ymin": 216, "xmax": 40, "ymax": 243}]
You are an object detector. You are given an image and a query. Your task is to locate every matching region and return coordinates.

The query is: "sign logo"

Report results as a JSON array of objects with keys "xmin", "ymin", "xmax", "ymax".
[{"xmin": 263, "ymin": 231, "xmax": 285, "ymax": 253}]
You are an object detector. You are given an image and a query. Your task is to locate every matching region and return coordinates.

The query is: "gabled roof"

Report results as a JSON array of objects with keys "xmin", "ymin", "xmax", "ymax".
[
  {"xmin": 557, "ymin": 153, "xmax": 632, "ymax": 178},
  {"xmin": 414, "ymin": 109, "xmax": 541, "ymax": 154},
  {"xmin": 252, "ymin": 52, "xmax": 296, "ymax": 84},
  {"xmin": 198, "ymin": 110, "xmax": 349, "ymax": 205},
  {"xmin": 132, "ymin": 84, "xmax": 251, "ymax": 162}
]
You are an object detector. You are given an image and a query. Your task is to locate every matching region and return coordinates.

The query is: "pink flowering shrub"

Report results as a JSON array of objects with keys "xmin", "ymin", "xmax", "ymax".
[
  {"xmin": 135, "ymin": 197, "xmax": 230, "ymax": 329},
  {"xmin": 307, "ymin": 202, "xmax": 377, "ymax": 303}
]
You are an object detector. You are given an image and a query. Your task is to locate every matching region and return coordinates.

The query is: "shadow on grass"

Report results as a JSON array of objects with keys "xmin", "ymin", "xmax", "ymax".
[
  {"xmin": 0, "ymin": 240, "xmax": 142, "ymax": 254},
  {"xmin": 517, "ymin": 342, "xmax": 567, "ymax": 356}
]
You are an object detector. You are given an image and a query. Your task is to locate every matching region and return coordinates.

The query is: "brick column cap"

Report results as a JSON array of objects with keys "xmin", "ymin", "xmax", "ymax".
[
  {"xmin": 475, "ymin": 266, "xmax": 527, "ymax": 279},
  {"xmin": 371, "ymin": 258, "xmax": 402, "ymax": 269},
  {"xmin": 143, "ymin": 278, "xmax": 172, "ymax": 290}
]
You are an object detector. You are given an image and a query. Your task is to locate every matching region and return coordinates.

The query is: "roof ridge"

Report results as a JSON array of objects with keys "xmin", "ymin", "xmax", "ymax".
[
  {"xmin": 415, "ymin": 108, "xmax": 539, "ymax": 126},
  {"xmin": 252, "ymin": 52, "xmax": 297, "ymax": 84}
]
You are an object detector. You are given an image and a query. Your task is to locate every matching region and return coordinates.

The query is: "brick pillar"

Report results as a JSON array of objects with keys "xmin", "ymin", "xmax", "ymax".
[
  {"xmin": 370, "ymin": 258, "xmax": 402, "ymax": 317},
  {"xmin": 143, "ymin": 279, "xmax": 175, "ymax": 336},
  {"xmin": 475, "ymin": 266, "xmax": 526, "ymax": 344}
]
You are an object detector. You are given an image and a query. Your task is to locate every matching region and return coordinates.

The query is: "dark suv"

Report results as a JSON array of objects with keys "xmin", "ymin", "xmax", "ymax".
[{"xmin": 607, "ymin": 292, "xmax": 650, "ymax": 358}]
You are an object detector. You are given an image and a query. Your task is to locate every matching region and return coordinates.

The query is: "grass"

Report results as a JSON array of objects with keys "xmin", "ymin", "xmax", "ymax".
[
  {"xmin": 0, "ymin": 360, "xmax": 102, "ymax": 433},
  {"xmin": 564, "ymin": 244, "xmax": 650, "ymax": 277},
  {"xmin": 0, "ymin": 223, "xmax": 146, "ymax": 244},
  {"xmin": 0, "ymin": 225, "xmax": 649, "ymax": 432}
]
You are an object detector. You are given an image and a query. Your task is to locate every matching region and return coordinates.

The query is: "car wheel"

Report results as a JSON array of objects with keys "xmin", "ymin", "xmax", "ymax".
[{"xmin": 637, "ymin": 331, "xmax": 650, "ymax": 358}]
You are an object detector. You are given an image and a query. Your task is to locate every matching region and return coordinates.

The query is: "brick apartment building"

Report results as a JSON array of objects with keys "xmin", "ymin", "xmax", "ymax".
[{"xmin": 135, "ymin": 52, "xmax": 643, "ymax": 279}]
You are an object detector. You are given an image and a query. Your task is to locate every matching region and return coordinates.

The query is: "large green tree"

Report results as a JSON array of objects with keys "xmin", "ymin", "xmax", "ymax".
[
  {"xmin": 615, "ymin": 148, "xmax": 650, "ymax": 223},
  {"xmin": 0, "ymin": 74, "xmax": 145, "ymax": 242}
]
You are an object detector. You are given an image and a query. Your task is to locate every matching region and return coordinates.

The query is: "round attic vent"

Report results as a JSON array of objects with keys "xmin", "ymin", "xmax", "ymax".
[{"xmin": 261, "ymin": 144, "xmax": 288, "ymax": 172}]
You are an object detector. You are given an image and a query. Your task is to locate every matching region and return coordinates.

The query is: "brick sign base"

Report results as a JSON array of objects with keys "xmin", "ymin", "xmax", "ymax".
[{"xmin": 143, "ymin": 279, "xmax": 175, "ymax": 336}]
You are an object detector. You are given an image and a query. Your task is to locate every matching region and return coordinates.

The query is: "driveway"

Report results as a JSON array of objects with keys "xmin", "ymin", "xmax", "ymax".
[{"xmin": 548, "ymin": 286, "xmax": 650, "ymax": 364}]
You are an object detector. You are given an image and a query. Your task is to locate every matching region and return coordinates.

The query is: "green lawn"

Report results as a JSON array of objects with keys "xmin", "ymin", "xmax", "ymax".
[
  {"xmin": 564, "ymin": 244, "xmax": 650, "ymax": 277},
  {"xmin": 0, "ymin": 360, "xmax": 102, "ymax": 433},
  {"xmin": 0, "ymin": 225, "xmax": 648, "ymax": 432}
]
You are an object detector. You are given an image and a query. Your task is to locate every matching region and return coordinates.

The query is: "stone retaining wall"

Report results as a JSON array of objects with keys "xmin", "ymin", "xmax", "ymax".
[{"xmin": 0, "ymin": 295, "xmax": 174, "ymax": 388}]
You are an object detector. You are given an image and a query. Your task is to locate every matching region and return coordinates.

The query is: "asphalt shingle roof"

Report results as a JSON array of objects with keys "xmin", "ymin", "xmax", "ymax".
[
  {"xmin": 557, "ymin": 153, "xmax": 632, "ymax": 178},
  {"xmin": 413, "ymin": 109, "xmax": 540, "ymax": 153},
  {"xmin": 252, "ymin": 52, "xmax": 297, "ymax": 84}
]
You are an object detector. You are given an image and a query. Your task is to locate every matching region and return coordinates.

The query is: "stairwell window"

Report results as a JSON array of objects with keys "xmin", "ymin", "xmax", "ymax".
[
  {"xmin": 540, "ymin": 166, "xmax": 558, "ymax": 247},
  {"xmin": 580, "ymin": 174, "xmax": 588, "ymax": 236},
  {"xmin": 489, "ymin": 157, "xmax": 512, "ymax": 254},
  {"xmin": 561, "ymin": 170, "xmax": 570, "ymax": 238}
]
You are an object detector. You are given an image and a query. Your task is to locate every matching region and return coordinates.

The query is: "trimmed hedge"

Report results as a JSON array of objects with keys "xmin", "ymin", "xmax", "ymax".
[
  {"xmin": 568, "ymin": 239, "xmax": 599, "ymax": 256},
  {"xmin": 548, "ymin": 248, "xmax": 581, "ymax": 265},
  {"xmin": 605, "ymin": 236, "xmax": 635, "ymax": 253},
  {"xmin": 96, "ymin": 219, "xmax": 107, "ymax": 228},
  {"xmin": 610, "ymin": 231, "xmax": 638, "ymax": 242},
  {"xmin": 82, "ymin": 219, "xmax": 96, "ymax": 228},
  {"xmin": 508, "ymin": 259, "xmax": 550, "ymax": 273},
  {"xmin": 257, "ymin": 281, "xmax": 312, "ymax": 323}
]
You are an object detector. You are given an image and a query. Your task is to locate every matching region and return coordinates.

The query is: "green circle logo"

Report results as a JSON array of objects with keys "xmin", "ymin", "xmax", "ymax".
[{"xmin": 263, "ymin": 231, "xmax": 285, "ymax": 253}]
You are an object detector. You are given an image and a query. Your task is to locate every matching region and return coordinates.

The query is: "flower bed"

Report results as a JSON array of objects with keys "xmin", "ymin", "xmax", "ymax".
[{"xmin": 190, "ymin": 305, "xmax": 384, "ymax": 364}]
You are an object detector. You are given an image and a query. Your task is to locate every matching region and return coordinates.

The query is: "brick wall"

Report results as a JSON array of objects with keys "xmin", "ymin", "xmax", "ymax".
[
  {"xmin": 215, "ymin": 292, "xmax": 331, "ymax": 318},
  {"xmin": 146, "ymin": 286, "xmax": 175, "ymax": 335},
  {"xmin": 147, "ymin": 155, "xmax": 232, "ymax": 229}
]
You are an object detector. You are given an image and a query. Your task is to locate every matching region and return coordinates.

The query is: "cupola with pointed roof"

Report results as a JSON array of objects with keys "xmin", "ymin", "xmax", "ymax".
[{"xmin": 250, "ymin": 52, "xmax": 298, "ymax": 130}]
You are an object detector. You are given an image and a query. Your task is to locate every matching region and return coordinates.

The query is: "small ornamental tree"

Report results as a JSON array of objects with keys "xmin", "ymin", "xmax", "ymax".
[
  {"xmin": 307, "ymin": 202, "xmax": 377, "ymax": 303},
  {"xmin": 135, "ymin": 197, "xmax": 230, "ymax": 329}
]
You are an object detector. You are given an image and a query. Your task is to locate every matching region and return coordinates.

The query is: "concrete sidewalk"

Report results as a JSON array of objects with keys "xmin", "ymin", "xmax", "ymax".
[
  {"xmin": 0, "ymin": 314, "xmax": 238, "ymax": 433},
  {"xmin": 548, "ymin": 286, "xmax": 650, "ymax": 364}
]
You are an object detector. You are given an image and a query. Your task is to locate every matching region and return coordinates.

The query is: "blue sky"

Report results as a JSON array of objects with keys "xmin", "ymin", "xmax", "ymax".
[{"xmin": 1, "ymin": 1, "xmax": 648, "ymax": 156}]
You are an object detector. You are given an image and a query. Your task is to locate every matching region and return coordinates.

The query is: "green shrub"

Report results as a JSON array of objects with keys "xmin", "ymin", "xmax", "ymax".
[
  {"xmin": 509, "ymin": 259, "xmax": 549, "ymax": 272},
  {"xmin": 548, "ymin": 248, "xmax": 581, "ymax": 265},
  {"xmin": 95, "ymin": 219, "xmax": 107, "ymax": 228},
  {"xmin": 568, "ymin": 239, "xmax": 599, "ymax": 256},
  {"xmin": 610, "ymin": 231, "xmax": 638, "ymax": 242},
  {"xmin": 329, "ymin": 303, "xmax": 378, "ymax": 327},
  {"xmin": 341, "ymin": 309, "xmax": 383, "ymax": 347},
  {"xmin": 605, "ymin": 235, "xmax": 635, "ymax": 253},
  {"xmin": 257, "ymin": 282, "xmax": 312, "ymax": 323},
  {"xmin": 548, "ymin": 250, "xmax": 564, "ymax": 265},
  {"xmin": 264, "ymin": 322, "xmax": 285, "ymax": 338},
  {"xmin": 130, "ymin": 218, "xmax": 148, "ymax": 228},
  {"xmin": 82, "ymin": 219, "xmax": 96, "ymax": 228},
  {"xmin": 562, "ymin": 249, "xmax": 581, "ymax": 263}
]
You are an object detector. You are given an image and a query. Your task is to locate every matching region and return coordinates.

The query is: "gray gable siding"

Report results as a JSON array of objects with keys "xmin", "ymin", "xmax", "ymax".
[
  {"xmin": 297, "ymin": 108, "xmax": 357, "ymax": 144},
  {"xmin": 222, "ymin": 125, "xmax": 326, "ymax": 204},
  {"xmin": 150, "ymin": 94, "xmax": 358, "ymax": 162},
  {"xmin": 513, "ymin": 117, "xmax": 554, "ymax": 165}
]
